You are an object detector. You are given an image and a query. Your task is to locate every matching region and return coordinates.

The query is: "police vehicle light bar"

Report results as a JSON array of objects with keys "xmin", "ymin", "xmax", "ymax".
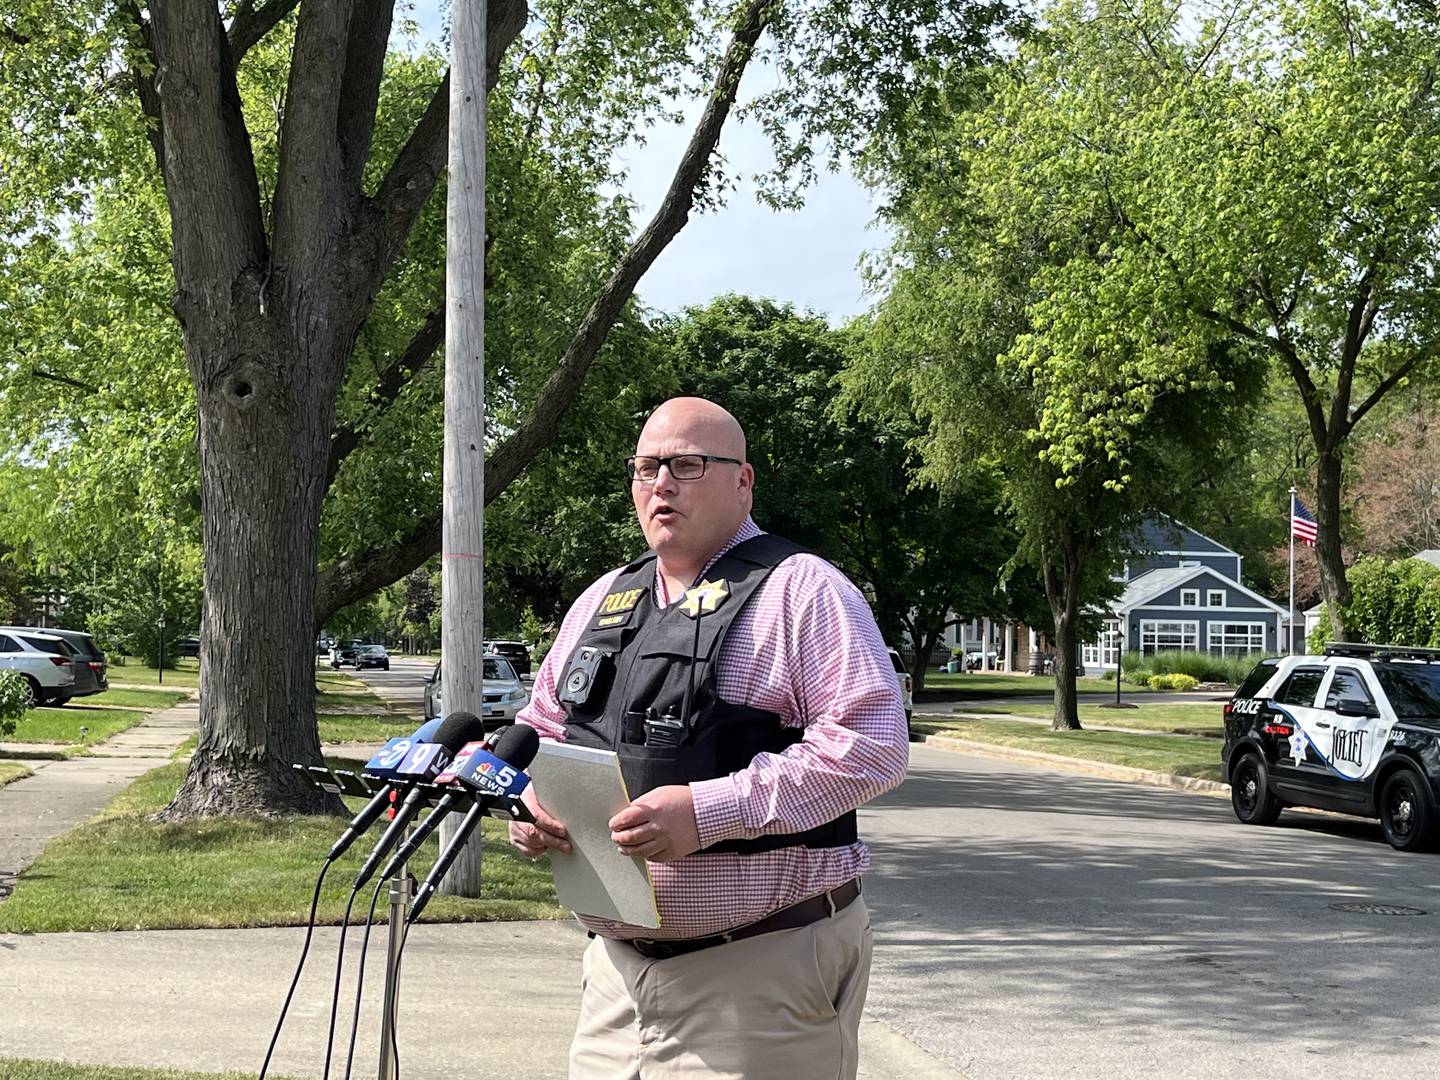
[{"xmin": 1322, "ymin": 642, "xmax": 1440, "ymax": 663}]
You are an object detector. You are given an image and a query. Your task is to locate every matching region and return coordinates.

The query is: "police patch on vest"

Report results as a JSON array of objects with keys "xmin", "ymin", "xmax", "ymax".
[
  {"xmin": 592, "ymin": 587, "xmax": 644, "ymax": 630},
  {"xmin": 679, "ymin": 578, "xmax": 729, "ymax": 618}
]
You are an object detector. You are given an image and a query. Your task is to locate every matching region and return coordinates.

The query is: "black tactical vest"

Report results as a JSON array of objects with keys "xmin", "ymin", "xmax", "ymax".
[{"xmin": 556, "ymin": 533, "xmax": 858, "ymax": 855}]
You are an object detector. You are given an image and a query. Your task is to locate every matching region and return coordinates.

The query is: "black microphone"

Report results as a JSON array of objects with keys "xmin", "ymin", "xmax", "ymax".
[
  {"xmin": 375, "ymin": 723, "xmax": 510, "ymax": 880},
  {"xmin": 350, "ymin": 712, "xmax": 488, "ymax": 891},
  {"xmin": 407, "ymin": 724, "xmax": 541, "ymax": 923},
  {"xmin": 325, "ymin": 726, "xmax": 438, "ymax": 863}
]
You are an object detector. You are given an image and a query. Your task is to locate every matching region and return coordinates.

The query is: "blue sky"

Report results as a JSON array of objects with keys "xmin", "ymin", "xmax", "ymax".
[{"xmin": 409, "ymin": 4, "xmax": 885, "ymax": 324}]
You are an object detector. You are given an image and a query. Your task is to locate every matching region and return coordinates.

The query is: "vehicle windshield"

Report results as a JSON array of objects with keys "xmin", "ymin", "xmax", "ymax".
[
  {"xmin": 359, "ymin": 646, "xmax": 384, "ymax": 654},
  {"xmin": 1372, "ymin": 663, "xmax": 1440, "ymax": 719},
  {"xmin": 485, "ymin": 658, "xmax": 516, "ymax": 681}
]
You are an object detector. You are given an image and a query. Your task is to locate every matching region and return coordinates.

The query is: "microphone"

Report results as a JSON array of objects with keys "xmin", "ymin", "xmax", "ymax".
[
  {"xmin": 325, "ymin": 728, "xmax": 434, "ymax": 863},
  {"xmin": 375, "ymin": 723, "xmax": 510, "ymax": 881},
  {"xmin": 350, "ymin": 712, "xmax": 487, "ymax": 891},
  {"xmin": 407, "ymin": 724, "xmax": 540, "ymax": 923}
]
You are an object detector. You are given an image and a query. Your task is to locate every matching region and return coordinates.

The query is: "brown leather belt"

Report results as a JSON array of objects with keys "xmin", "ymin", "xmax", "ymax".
[{"xmin": 621, "ymin": 879, "xmax": 861, "ymax": 961}]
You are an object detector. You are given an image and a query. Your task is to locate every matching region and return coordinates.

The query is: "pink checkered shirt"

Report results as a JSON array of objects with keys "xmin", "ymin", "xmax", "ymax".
[{"xmin": 518, "ymin": 517, "xmax": 909, "ymax": 940}]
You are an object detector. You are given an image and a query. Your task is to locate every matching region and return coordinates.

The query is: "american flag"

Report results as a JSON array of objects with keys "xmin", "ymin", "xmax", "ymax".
[{"xmin": 1292, "ymin": 497, "xmax": 1318, "ymax": 546}]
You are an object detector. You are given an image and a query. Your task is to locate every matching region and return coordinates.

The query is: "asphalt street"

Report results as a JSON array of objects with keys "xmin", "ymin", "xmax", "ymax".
[
  {"xmin": 861, "ymin": 744, "xmax": 1440, "ymax": 1079},
  {"xmin": 345, "ymin": 661, "xmax": 1440, "ymax": 1079}
]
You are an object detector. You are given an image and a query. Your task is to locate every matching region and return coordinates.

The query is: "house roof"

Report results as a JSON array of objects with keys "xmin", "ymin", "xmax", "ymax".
[
  {"xmin": 1127, "ymin": 515, "xmax": 1242, "ymax": 559},
  {"xmin": 1115, "ymin": 563, "xmax": 1288, "ymax": 615}
]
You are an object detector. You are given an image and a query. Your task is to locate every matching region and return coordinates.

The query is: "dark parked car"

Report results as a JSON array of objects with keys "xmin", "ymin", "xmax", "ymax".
[
  {"xmin": 175, "ymin": 636, "xmax": 201, "ymax": 658},
  {"xmin": 0, "ymin": 626, "xmax": 107, "ymax": 703},
  {"xmin": 1222, "ymin": 643, "xmax": 1440, "ymax": 851},
  {"xmin": 354, "ymin": 644, "xmax": 391, "ymax": 671},
  {"xmin": 329, "ymin": 639, "xmax": 364, "ymax": 668},
  {"xmin": 485, "ymin": 639, "xmax": 532, "ymax": 678}
]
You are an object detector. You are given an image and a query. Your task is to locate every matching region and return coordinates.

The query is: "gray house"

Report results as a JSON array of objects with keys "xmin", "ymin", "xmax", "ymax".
[{"xmin": 1081, "ymin": 518, "xmax": 1288, "ymax": 674}]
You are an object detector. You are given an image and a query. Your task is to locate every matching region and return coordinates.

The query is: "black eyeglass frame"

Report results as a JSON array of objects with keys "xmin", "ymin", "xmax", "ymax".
[{"xmin": 625, "ymin": 454, "xmax": 743, "ymax": 482}]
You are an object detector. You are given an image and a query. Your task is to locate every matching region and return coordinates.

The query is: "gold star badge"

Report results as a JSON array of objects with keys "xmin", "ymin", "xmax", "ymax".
[{"xmin": 679, "ymin": 578, "xmax": 729, "ymax": 618}]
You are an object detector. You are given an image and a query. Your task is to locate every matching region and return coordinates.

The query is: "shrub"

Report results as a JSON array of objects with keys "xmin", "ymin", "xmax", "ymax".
[
  {"xmin": 1149, "ymin": 673, "xmax": 1199, "ymax": 692},
  {"xmin": 1141, "ymin": 650, "xmax": 1260, "ymax": 686},
  {"xmin": 1125, "ymin": 672, "xmax": 1151, "ymax": 688},
  {"xmin": 0, "ymin": 670, "xmax": 28, "ymax": 737}
]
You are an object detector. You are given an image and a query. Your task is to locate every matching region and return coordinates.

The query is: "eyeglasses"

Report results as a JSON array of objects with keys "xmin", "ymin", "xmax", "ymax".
[{"xmin": 625, "ymin": 454, "xmax": 742, "ymax": 482}]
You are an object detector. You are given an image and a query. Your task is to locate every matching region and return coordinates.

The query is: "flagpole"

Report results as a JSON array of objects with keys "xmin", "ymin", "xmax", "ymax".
[{"xmin": 1288, "ymin": 485, "xmax": 1297, "ymax": 656}]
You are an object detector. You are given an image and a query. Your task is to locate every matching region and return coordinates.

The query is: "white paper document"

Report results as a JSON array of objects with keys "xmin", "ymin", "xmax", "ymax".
[{"xmin": 526, "ymin": 741, "xmax": 660, "ymax": 929}]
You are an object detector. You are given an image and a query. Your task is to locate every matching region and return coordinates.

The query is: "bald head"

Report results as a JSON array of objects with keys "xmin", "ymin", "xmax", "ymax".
[
  {"xmin": 631, "ymin": 397, "xmax": 755, "ymax": 585},
  {"xmin": 637, "ymin": 398, "xmax": 747, "ymax": 463}
]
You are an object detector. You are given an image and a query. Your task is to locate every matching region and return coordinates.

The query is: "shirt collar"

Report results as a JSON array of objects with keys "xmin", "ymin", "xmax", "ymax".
[{"xmin": 654, "ymin": 516, "xmax": 763, "ymax": 605}]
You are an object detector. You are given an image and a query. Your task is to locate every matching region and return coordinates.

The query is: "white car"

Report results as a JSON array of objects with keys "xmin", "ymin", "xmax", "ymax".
[
  {"xmin": 888, "ymin": 647, "xmax": 915, "ymax": 740},
  {"xmin": 0, "ymin": 629, "xmax": 77, "ymax": 706},
  {"xmin": 423, "ymin": 655, "xmax": 530, "ymax": 729}
]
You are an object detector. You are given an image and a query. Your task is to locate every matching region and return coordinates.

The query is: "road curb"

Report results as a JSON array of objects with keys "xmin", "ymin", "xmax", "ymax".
[{"xmin": 915, "ymin": 731, "xmax": 1231, "ymax": 797}]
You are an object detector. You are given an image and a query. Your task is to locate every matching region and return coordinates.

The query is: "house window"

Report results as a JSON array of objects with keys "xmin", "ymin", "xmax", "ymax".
[
  {"xmin": 1140, "ymin": 620, "xmax": 1198, "ymax": 655},
  {"xmin": 1207, "ymin": 590, "xmax": 1226, "ymax": 607},
  {"xmin": 1180, "ymin": 589, "xmax": 1200, "ymax": 607},
  {"xmin": 1207, "ymin": 622, "xmax": 1266, "ymax": 658},
  {"xmin": 1082, "ymin": 620, "xmax": 1122, "ymax": 667}
]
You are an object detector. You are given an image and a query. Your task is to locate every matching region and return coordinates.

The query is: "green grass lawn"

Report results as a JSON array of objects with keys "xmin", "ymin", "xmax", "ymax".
[
  {"xmin": 915, "ymin": 715, "xmax": 1225, "ymax": 781},
  {"xmin": 83, "ymin": 687, "xmax": 191, "ymax": 710},
  {"xmin": 106, "ymin": 657, "xmax": 201, "ymax": 687},
  {"xmin": 315, "ymin": 686, "xmax": 387, "ymax": 709},
  {"xmin": 952, "ymin": 700, "xmax": 1225, "ymax": 736},
  {"xmin": 0, "ymin": 1061, "xmax": 298, "ymax": 1080},
  {"xmin": 7, "ymin": 707, "xmax": 147, "ymax": 746},
  {"xmin": 919, "ymin": 672, "xmax": 1161, "ymax": 696},
  {"xmin": 0, "ymin": 757, "xmax": 565, "ymax": 933},
  {"xmin": 0, "ymin": 760, "xmax": 32, "ymax": 786},
  {"xmin": 317, "ymin": 712, "xmax": 415, "ymax": 743}
]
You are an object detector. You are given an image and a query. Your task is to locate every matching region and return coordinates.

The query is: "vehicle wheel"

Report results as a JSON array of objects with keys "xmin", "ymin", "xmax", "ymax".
[
  {"xmin": 1378, "ymin": 767, "xmax": 1438, "ymax": 852},
  {"xmin": 20, "ymin": 676, "xmax": 41, "ymax": 709},
  {"xmin": 1230, "ymin": 753, "xmax": 1282, "ymax": 826},
  {"xmin": 382, "ymin": 662, "xmax": 389, "ymax": 671}
]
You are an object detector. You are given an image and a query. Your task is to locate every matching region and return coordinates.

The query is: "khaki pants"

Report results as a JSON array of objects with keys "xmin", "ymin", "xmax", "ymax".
[{"xmin": 570, "ymin": 896, "xmax": 872, "ymax": 1080}]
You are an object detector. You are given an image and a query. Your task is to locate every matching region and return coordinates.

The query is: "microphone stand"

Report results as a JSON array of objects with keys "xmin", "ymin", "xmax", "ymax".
[{"xmin": 377, "ymin": 854, "xmax": 410, "ymax": 1080}]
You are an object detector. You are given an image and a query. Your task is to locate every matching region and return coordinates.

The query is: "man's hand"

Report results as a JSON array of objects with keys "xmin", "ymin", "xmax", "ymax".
[
  {"xmin": 508, "ymin": 784, "xmax": 571, "ymax": 858},
  {"xmin": 609, "ymin": 784, "xmax": 700, "ymax": 862}
]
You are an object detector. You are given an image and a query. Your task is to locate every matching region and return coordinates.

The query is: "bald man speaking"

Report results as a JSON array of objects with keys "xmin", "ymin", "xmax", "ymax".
[{"xmin": 511, "ymin": 397, "xmax": 909, "ymax": 1080}]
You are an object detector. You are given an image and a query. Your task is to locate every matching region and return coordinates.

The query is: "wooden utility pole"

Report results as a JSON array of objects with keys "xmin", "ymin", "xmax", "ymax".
[{"xmin": 437, "ymin": 0, "xmax": 488, "ymax": 897}]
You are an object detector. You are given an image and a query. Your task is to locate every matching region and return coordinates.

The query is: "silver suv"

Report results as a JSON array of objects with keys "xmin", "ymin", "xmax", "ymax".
[
  {"xmin": 0, "ymin": 629, "xmax": 77, "ymax": 706},
  {"xmin": 0, "ymin": 626, "xmax": 107, "ymax": 703}
]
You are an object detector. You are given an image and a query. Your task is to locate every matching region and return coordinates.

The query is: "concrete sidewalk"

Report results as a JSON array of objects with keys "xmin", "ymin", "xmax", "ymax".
[
  {"xmin": 0, "ymin": 698, "xmax": 197, "ymax": 900},
  {"xmin": 0, "ymin": 695, "xmax": 962, "ymax": 1078}
]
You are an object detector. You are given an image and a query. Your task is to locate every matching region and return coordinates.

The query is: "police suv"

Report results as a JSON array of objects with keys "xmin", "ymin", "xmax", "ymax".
[{"xmin": 1222, "ymin": 644, "xmax": 1440, "ymax": 851}]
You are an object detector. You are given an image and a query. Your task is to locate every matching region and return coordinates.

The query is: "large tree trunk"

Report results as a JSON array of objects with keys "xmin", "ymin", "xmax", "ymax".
[
  {"xmin": 1042, "ymin": 536, "xmax": 1084, "ymax": 731},
  {"xmin": 162, "ymin": 323, "xmax": 346, "ymax": 818},
  {"xmin": 1313, "ymin": 444, "xmax": 1352, "ymax": 640}
]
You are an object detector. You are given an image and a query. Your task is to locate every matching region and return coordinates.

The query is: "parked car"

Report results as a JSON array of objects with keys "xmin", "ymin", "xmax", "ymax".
[
  {"xmin": 316, "ymin": 635, "xmax": 335, "ymax": 656},
  {"xmin": 964, "ymin": 650, "xmax": 1000, "ymax": 671},
  {"xmin": 354, "ymin": 644, "xmax": 391, "ymax": 671},
  {"xmin": 0, "ymin": 626, "xmax": 107, "ymax": 702},
  {"xmin": 1222, "ymin": 643, "xmax": 1440, "ymax": 851},
  {"xmin": 175, "ymin": 636, "xmax": 201, "ymax": 658},
  {"xmin": 485, "ymin": 639, "xmax": 532, "ymax": 678},
  {"xmin": 329, "ymin": 639, "xmax": 364, "ymax": 668},
  {"xmin": 887, "ymin": 647, "xmax": 915, "ymax": 741},
  {"xmin": 0, "ymin": 629, "xmax": 77, "ymax": 706},
  {"xmin": 423, "ymin": 656, "xmax": 530, "ymax": 729}
]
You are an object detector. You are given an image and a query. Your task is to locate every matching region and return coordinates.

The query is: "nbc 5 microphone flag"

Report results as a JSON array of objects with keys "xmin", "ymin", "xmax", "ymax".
[{"xmin": 1292, "ymin": 498, "xmax": 1318, "ymax": 546}]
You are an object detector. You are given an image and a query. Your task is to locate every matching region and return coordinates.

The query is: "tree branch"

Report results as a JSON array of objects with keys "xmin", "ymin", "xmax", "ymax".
[
  {"xmin": 1349, "ymin": 350, "xmax": 1431, "ymax": 432},
  {"xmin": 315, "ymin": 0, "xmax": 779, "ymax": 623},
  {"xmin": 360, "ymin": 0, "xmax": 529, "ymax": 287},
  {"xmin": 28, "ymin": 366, "xmax": 99, "ymax": 395},
  {"xmin": 119, "ymin": 1, "xmax": 165, "ymax": 173},
  {"xmin": 326, "ymin": 300, "xmax": 445, "ymax": 487},
  {"xmin": 228, "ymin": 0, "xmax": 301, "ymax": 64},
  {"xmin": 337, "ymin": 0, "xmax": 398, "ymax": 187}
]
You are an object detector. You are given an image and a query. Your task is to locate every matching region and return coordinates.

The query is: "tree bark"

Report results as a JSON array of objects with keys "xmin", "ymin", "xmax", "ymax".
[
  {"xmin": 1313, "ymin": 444, "xmax": 1352, "ymax": 640},
  {"xmin": 141, "ymin": 0, "xmax": 527, "ymax": 819},
  {"xmin": 1042, "ymin": 535, "xmax": 1084, "ymax": 731}
]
